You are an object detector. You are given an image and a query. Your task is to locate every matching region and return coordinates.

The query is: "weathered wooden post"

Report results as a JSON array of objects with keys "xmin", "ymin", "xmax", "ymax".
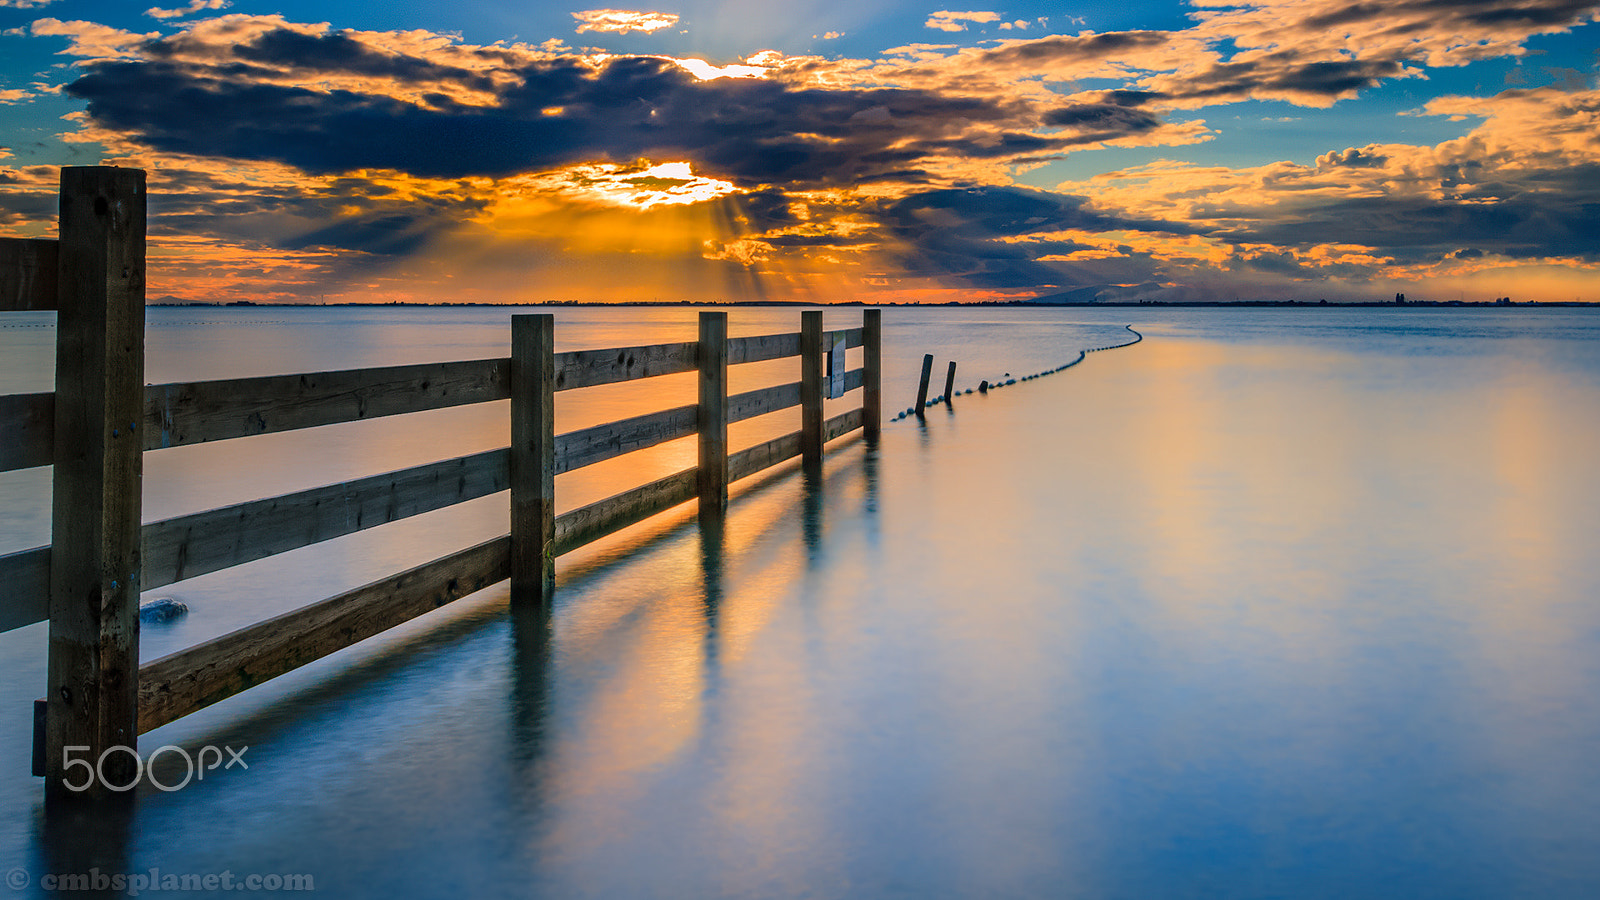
[
  {"xmin": 914, "ymin": 353, "xmax": 934, "ymax": 417},
  {"xmin": 943, "ymin": 361, "xmax": 957, "ymax": 405},
  {"xmin": 863, "ymin": 309, "xmax": 881, "ymax": 440},
  {"xmin": 510, "ymin": 314, "xmax": 555, "ymax": 610},
  {"xmin": 801, "ymin": 311, "xmax": 825, "ymax": 470},
  {"xmin": 45, "ymin": 166, "xmax": 145, "ymax": 800},
  {"xmin": 697, "ymin": 311, "xmax": 728, "ymax": 526}
]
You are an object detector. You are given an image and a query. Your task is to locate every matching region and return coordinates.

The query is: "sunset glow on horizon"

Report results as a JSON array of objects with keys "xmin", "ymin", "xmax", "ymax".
[{"xmin": 1, "ymin": 0, "xmax": 1598, "ymax": 304}]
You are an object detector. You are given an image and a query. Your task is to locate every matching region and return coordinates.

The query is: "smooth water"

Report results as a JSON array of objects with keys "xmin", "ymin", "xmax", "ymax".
[{"xmin": 2, "ymin": 306, "xmax": 1598, "ymax": 898}]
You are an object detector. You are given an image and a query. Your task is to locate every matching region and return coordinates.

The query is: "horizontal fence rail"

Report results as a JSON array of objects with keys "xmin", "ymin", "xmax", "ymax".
[
  {"xmin": 138, "ymin": 535, "xmax": 513, "ymax": 732},
  {"xmin": 145, "ymin": 358, "xmax": 512, "ymax": 450},
  {"xmin": 0, "ymin": 548, "xmax": 49, "ymax": 634},
  {"xmin": 0, "ymin": 392, "xmax": 52, "ymax": 472}
]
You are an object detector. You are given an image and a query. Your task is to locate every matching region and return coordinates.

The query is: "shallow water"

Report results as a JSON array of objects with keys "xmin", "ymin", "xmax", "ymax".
[{"xmin": 2, "ymin": 306, "xmax": 1598, "ymax": 898}]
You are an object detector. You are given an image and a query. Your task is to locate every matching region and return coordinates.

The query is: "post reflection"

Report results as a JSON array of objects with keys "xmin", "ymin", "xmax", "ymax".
[
  {"xmin": 37, "ymin": 794, "xmax": 134, "ymax": 900},
  {"xmin": 801, "ymin": 465, "xmax": 825, "ymax": 568},
  {"xmin": 861, "ymin": 440, "xmax": 881, "ymax": 550},
  {"xmin": 507, "ymin": 601, "xmax": 552, "ymax": 805},
  {"xmin": 697, "ymin": 515, "xmax": 725, "ymax": 702}
]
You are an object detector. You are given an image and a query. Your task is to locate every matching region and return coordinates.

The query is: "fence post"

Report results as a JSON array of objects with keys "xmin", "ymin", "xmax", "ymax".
[
  {"xmin": 801, "ymin": 311, "xmax": 824, "ymax": 470},
  {"xmin": 943, "ymin": 361, "xmax": 957, "ymax": 405},
  {"xmin": 697, "ymin": 311, "xmax": 728, "ymax": 526},
  {"xmin": 44, "ymin": 166, "xmax": 145, "ymax": 800},
  {"xmin": 914, "ymin": 353, "xmax": 934, "ymax": 417},
  {"xmin": 863, "ymin": 309, "xmax": 881, "ymax": 440},
  {"xmin": 510, "ymin": 314, "xmax": 555, "ymax": 610}
]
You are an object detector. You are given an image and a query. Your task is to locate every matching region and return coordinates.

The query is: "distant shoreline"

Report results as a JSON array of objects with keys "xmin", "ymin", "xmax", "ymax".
[{"xmin": 147, "ymin": 300, "xmax": 1597, "ymax": 309}]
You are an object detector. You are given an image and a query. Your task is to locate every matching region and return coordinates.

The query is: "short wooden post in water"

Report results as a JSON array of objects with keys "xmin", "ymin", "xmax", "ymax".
[
  {"xmin": 914, "ymin": 353, "xmax": 934, "ymax": 416},
  {"xmin": 45, "ymin": 166, "xmax": 146, "ymax": 800},
  {"xmin": 697, "ymin": 311, "xmax": 728, "ymax": 526},
  {"xmin": 863, "ymin": 309, "xmax": 881, "ymax": 440},
  {"xmin": 510, "ymin": 314, "xmax": 555, "ymax": 610},
  {"xmin": 801, "ymin": 311, "xmax": 825, "ymax": 469},
  {"xmin": 943, "ymin": 361, "xmax": 957, "ymax": 405}
]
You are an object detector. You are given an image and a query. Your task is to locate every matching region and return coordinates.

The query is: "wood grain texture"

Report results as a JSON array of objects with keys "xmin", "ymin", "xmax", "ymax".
[
  {"xmin": 827, "ymin": 327, "xmax": 864, "ymax": 350},
  {"xmin": 0, "ymin": 238, "xmax": 58, "ymax": 312},
  {"xmin": 915, "ymin": 353, "xmax": 934, "ymax": 414},
  {"xmin": 142, "ymin": 449, "xmax": 509, "ymax": 591},
  {"xmin": 824, "ymin": 407, "xmax": 865, "ymax": 443},
  {"xmin": 554, "ymin": 341, "xmax": 697, "ymax": 391},
  {"xmin": 801, "ymin": 312, "xmax": 824, "ymax": 469},
  {"xmin": 47, "ymin": 166, "xmax": 145, "ymax": 796},
  {"xmin": 555, "ymin": 403, "xmax": 698, "ymax": 475},
  {"xmin": 0, "ymin": 392, "xmax": 53, "ymax": 472},
  {"xmin": 728, "ymin": 381, "xmax": 801, "ymax": 423},
  {"xmin": 863, "ymin": 309, "xmax": 881, "ymax": 440},
  {"xmin": 727, "ymin": 331, "xmax": 800, "ymax": 365},
  {"xmin": 698, "ymin": 312, "xmax": 728, "ymax": 524},
  {"xmin": 724, "ymin": 327, "xmax": 855, "ymax": 366},
  {"xmin": 143, "ymin": 357, "xmax": 510, "ymax": 450},
  {"xmin": 729, "ymin": 430, "xmax": 803, "ymax": 482},
  {"xmin": 0, "ymin": 546, "xmax": 50, "ymax": 633},
  {"xmin": 511, "ymin": 315, "xmax": 555, "ymax": 609},
  {"xmin": 553, "ymin": 468, "xmax": 698, "ymax": 555},
  {"xmin": 137, "ymin": 536, "xmax": 511, "ymax": 732}
]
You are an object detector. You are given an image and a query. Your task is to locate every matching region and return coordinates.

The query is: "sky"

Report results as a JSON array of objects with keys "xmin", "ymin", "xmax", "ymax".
[{"xmin": 0, "ymin": 0, "xmax": 1597, "ymax": 304}]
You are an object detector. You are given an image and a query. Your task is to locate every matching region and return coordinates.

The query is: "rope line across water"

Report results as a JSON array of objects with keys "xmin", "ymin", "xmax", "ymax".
[{"xmin": 892, "ymin": 324, "xmax": 1143, "ymax": 421}]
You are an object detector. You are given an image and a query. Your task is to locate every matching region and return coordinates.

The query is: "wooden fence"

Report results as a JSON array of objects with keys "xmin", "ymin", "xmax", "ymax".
[{"xmin": 0, "ymin": 167, "xmax": 883, "ymax": 799}]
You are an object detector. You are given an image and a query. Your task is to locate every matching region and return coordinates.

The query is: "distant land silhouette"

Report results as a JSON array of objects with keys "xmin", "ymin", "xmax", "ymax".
[{"xmin": 147, "ymin": 295, "xmax": 1595, "ymax": 309}]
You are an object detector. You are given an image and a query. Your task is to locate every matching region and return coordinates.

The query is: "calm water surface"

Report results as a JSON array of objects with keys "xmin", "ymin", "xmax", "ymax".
[{"xmin": 1, "ymin": 306, "xmax": 1598, "ymax": 898}]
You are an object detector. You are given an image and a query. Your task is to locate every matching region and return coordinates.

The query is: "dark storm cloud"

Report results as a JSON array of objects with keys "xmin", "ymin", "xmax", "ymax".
[
  {"xmin": 972, "ymin": 30, "xmax": 1172, "ymax": 67},
  {"xmin": 872, "ymin": 186, "xmax": 1190, "ymax": 289},
  {"xmin": 1229, "ymin": 175, "xmax": 1600, "ymax": 262},
  {"xmin": 1043, "ymin": 103, "xmax": 1163, "ymax": 133},
  {"xmin": 1162, "ymin": 54, "xmax": 1409, "ymax": 103},
  {"xmin": 0, "ymin": 185, "xmax": 56, "ymax": 226},
  {"xmin": 1318, "ymin": 148, "xmax": 1390, "ymax": 169},
  {"xmin": 1303, "ymin": 0, "xmax": 1599, "ymax": 31},
  {"xmin": 60, "ymin": 28, "xmax": 1171, "ymax": 188}
]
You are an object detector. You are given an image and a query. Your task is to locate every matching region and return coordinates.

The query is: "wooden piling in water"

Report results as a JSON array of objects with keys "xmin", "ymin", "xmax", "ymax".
[
  {"xmin": 510, "ymin": 314, "xmax": 555, "ymax": 610},
  {"xmin": 45, "ymin": 166, "xmax": 145, "ymax": 800},
  {"xmin": 801, "ymin": 311, "xmax": 824, "ymax": 469},
  {"xmin": 698, "ymin": 311, "xmax": 728, "ymax": 525},
  {"xmin": 863, "ymin": 309, "xmax": 881, "ymax": 440},
  {"xmin": 915, "ymin": 353, "xmax": 934, "ymax": 416},
  {"xmin": 943, "ymin": 361, "xmax": 957, "ymax": 405}
]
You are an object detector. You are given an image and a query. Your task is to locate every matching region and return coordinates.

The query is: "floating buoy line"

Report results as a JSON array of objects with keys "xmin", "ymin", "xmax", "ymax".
[{"xmin": 891, "ymin": 325, "xmax": 1143, "ymax": 422}]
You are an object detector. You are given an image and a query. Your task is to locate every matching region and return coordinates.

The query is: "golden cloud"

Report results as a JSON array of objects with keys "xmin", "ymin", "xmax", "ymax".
[{"xmin": 571, "ymin": 9, "xmax": 679, "ymax": 35}]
